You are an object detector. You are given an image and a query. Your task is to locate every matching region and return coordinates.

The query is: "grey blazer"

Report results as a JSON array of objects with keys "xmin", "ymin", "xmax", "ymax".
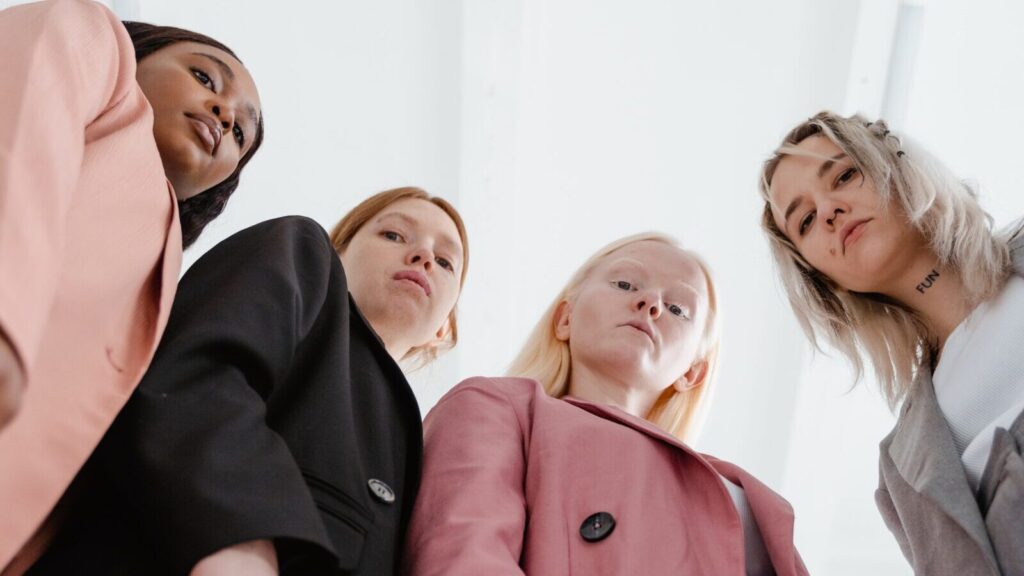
[{"xmin": 876, "ymin": 229, "xmax": 1024, "ymax": 576}]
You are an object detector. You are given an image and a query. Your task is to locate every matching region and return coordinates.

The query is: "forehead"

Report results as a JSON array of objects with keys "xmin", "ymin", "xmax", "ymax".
[
  {"xmin": 600, "ymin": 241, "xmax": 707, "ymax": 297},
  {"xmin": 772, "ymin": 135, "xmax": 843, "ymax": 185},
  {"xmin": 768, "ymin": 135, "xmax": 844, "ymax": 216},
  {"xmin": 375, "ymin": 198, "xmax": 463, "ymax": 249}
]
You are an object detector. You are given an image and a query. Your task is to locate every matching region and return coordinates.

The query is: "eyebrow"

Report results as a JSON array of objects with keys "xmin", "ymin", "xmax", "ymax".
[
  {"xmin": 606, "ymin": 258, "xmax": 648, "ymax": 273},
  {"xmin": 194, "ymin": 52, "xmax": 234, "ymax": 80},
  {"xmin": 607, "ymin": 258, "xmax": 700, "ymax": 297},
  {"xmin": 783, "ymin": 197, "xmax": 801, "ymax": 233},
  {"xmin": 816, "ymin": 152, "xmax": 847, "ymax": 178},
  {"xmin": 193, "ymin": 52, "xmax": 260, "ymax": 130},
  {"xmin": 376, "ymin": 213, "xmax": 462, "ymax": 260}
]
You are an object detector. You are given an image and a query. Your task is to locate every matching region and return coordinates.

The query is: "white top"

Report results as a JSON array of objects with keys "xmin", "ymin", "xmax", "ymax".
[
  {"xmin": 721, "ymin": 475, "xmax": 774, "ymax": 576},
  {"xmin": 933, "ymin": 274, "xmax": 1024, "ymax": 492}
]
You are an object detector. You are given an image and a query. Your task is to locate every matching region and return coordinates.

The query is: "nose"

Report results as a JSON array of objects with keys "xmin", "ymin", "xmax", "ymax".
[
  {"xmin": 823, "ymin": 201, "xmax": 848, "ymax": 229},
  {"xmin": 211, "ymin": 103, "xmax": 236, "ymax": 133},
  {"xmin": 635, "ymin": 291, "xmax": 662, "ymax": 319},
  {"xmin": 406, "ymin": 244, "xmax": 434, "ymax": 271}
]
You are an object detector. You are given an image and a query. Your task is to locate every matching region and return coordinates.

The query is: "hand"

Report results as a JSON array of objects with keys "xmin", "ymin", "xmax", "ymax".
[
  {"xmin": 0, "ymin": 330, "xmax": 24, "ymax": 431},
  {"xmin": 190, "ymin": 539, "xmax": 278, "ymax": 576}
]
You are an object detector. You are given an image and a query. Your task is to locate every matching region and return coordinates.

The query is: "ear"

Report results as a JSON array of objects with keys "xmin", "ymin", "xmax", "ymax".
[
  {"xmin": 673, "ymin": 358, "xmax": 708, "ymax": 393},
  {"xmin": 553, "ymin": 300, "xmax": 572, "ymax": 342}
]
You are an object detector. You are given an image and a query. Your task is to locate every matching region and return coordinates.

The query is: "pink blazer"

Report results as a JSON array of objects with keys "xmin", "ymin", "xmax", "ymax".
[
  {"xmin": 0, "ymin": 0, "xmax": 180, "ymax": 571},
  {"xmin": 404, "ymin": 377, "xmax": 809, "ymax": 575}
]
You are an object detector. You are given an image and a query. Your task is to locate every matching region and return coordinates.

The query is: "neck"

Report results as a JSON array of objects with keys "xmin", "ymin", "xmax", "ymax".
[
  {"xmin": 884, "ymin": 256, "xmax": 972, "ymax": 350},
  {"xmin": 566, "ymin": 362, "xmax": 660, "ymax": 419},
  {"xmin": 369, "ymin": 322, "xmax": 411, "ymax": 363}
]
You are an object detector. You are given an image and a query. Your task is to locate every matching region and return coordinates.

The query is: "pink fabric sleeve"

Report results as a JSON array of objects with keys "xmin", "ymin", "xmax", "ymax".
[
  {"xmin": 403, "ymin": 377, "xmax": 529, "ymax": 576},
  {"xmin": 0, "ymin": 0, "xmax": 134, "ymax": 379}
]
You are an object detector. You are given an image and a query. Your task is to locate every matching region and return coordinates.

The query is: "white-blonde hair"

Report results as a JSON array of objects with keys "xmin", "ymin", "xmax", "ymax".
[
  {"xmin": 507, "ymin": 232, "xmax": 720, "ymax": 442},
  {"xmin": 759, "ymin": 111, "xmax": 1012, "ymax": 408}
]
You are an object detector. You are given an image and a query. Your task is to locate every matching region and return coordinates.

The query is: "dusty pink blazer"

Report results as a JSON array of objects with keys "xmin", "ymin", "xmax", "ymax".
[
  {"xmin": 0, "ymin": 0, "xmax": 180, "ymax": 571},
  {"xmin": 404, "ymin": 377, "xmax": 809, "ymax": 575}
]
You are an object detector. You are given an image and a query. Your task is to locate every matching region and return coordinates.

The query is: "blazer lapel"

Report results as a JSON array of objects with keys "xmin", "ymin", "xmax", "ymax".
[
  {"xmin": 562, "ymin": 398, "xmax": 804, "ymax": 574},
  {"xmin": 708, "ymin": 457, "xmax": 804, "ymax": 576},
  {"xmin": 561, "ymin": 397, "xmax": 706, "ymax": 460},
  {"xmin": 1010, "ymin": 227, "xmax": 1024, "ymax": 276},
  {"xmin": 887, "ymin": 370, "xmax": 999, "ymax": 566}
]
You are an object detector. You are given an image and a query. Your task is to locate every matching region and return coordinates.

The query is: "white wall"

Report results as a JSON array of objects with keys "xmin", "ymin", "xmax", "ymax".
[{"xmin": 7, "ymin": 0, "xmax": 1024, "ymax": 573}]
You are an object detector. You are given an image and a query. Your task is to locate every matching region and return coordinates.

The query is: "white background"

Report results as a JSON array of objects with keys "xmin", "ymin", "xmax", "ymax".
[{"xmin": 7, "ymin": 0, "xmax": 1024, "ymax": 573}]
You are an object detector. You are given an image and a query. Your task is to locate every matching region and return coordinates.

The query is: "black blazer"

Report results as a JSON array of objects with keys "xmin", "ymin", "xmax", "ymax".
[{"xmin": 31, "ymin": 217, "xmax": 423, "ymax": 575}]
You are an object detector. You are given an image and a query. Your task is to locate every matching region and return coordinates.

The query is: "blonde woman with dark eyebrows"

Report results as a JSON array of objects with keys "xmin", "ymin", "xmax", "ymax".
[{"xmin": 760, "ymin": 110, "xmax": 1024, "ymax": 575}]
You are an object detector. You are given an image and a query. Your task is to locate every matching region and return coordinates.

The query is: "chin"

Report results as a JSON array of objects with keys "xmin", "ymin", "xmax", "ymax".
[{"xmin": 580, "ymin": 343, "xmax": 646, "ymax": 377}]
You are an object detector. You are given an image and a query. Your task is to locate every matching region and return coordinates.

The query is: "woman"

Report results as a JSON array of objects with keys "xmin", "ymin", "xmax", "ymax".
[
  {"xmin": 0, "ymin": 0, "xmax": 263, "ymax": 571},
  {"xmin": 403, "ymin": 234, "xmax": 807, "ymax": 575},
  {"xmin": 29, "ymin": 187, "xmax": 469, "ymax": 576},
  {"xmin": 759, "ymin": 111, "xmax": 1023, "ymax": 575}
]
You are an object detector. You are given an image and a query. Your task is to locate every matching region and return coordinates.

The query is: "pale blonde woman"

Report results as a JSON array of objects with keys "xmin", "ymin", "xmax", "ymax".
[
  {"xmin": 404, "ymin": 233, "xmax": 808, "ymax": 575},
  {"xmin": 760, "ymin": 110, "xmax": 1024, "ymax": 575}
]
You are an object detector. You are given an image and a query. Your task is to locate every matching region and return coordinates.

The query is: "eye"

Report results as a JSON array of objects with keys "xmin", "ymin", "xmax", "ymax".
[
  {"xmin": 613, "ymin": 280, "xmax": 635, "ymax": 291},
  {"xmin": 435, "ymin": 257, "xmax": 454, "ymax": 272},
  {"xmin": 835, "ymin": 166, "xmax": 859, "ymax": 187},
  {"xmin": 232, "ymin": 123, "xmax": 245, "ymax": 147},
  {"xmin": 798, "ymin": 211, "xmax": 815, "ymax": 236},
  {"xmin": 667, "ymin": 304, "xmax": 691, "ymax": 320},
  {"xmin": 381, "ymin": 230, "xmax": 403, "ymax": 242},
  {"xmin": 191, "ymin": 68, "xmax": 214, "ymax": 90}
]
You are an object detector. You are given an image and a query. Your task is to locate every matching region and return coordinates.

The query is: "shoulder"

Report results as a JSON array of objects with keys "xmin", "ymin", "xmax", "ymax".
[
  {"xmin": 182, "ymin": 216, "xmax": 339, "ymax": 296},
  {"xmin": 1007, "ymin": 218, "xmax": 1024, "ymax": 274},
  {"xmin": 2, "ymin": 0, "xmax": 138, "ymax": 108},
  {"xmin": 425, "ymin": 377, "xmax": 546, "ymax": 430},
  {"xmin": 6, "ymin": 0, "xmax": 118, "ymax": 28},
  {"xmin": 4, "ymin": 0, "xmax": 128, "ymax": 55},
  {"xmin": 210, "ymin": 216, "xmax": 334, "ymax": 260},
  {"xmin": 439, "ymin": 376, "xmax": 546, "ymax": 408}
]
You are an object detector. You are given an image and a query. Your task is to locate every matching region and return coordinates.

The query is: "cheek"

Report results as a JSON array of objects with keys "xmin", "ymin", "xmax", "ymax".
[
  {"xmin": 666, "ymin": 316, "xmax": 702, "ymax": 346},
  {"xmin": 208, "ymin": 154, "xmax": 240, "ymax": 186},
  {"xmin": 435, "ymin": 279, "xmax": 461, "ymax": 317}
]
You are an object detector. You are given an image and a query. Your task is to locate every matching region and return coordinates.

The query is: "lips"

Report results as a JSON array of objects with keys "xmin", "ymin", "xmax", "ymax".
[
  {"xmin": 622, "ymin": 320, "xmax": 654, "ymax": 342},
  {"xmin": 840, "ymin": 219, "xmax": 871, "ymax": 253},
  {"xmin": 185, "ymin": 113, "xmax": 221, "ymax": 156},
  {"xmin": 394, "ymin": 270, "xmax": 431, "ymax": 296}
]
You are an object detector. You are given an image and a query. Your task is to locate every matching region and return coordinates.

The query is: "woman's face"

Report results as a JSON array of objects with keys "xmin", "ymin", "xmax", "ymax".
[
  {"xmin": 136, "ymin": 41, "xmax": 262, "ymax": 201},
  {"xmin": 559, "ymin": 241, "xmax": 709, "ymax": 395},
  {"xmin": 340, "ymin": 198, "xmax": 465, "ymax": 357},
  {"xmin": 768, "ymin": 135, "xmax": 926, "ymax": 294}
]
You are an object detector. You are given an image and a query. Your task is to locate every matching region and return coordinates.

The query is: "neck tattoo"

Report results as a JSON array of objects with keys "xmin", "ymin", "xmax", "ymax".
[{"xmin": 915, "ymin": 268, "xmax": 940, "ymax": 294}]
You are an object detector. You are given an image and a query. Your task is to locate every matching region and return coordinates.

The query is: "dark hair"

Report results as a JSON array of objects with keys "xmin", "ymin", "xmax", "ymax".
[{"xmin": 123, "ymin": 21, "xmax": 265, "ymax": 249}]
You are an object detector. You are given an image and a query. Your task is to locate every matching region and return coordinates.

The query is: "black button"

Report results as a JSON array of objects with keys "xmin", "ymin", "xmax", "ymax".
[
  {"xmin": 367, "ymin": 478, "xmax": 395, "ymax": 504},
  {"xmin": 579, "ymin": 512, "xmax": 616, "ymax": 542}
]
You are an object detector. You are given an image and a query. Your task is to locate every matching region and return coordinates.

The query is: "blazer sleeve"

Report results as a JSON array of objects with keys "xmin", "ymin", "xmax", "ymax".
[
  {"xmin": 402, "ymin": 377, "xmax": 529, "ymax": 576},
  {"xmin": 101, "ymin": 217, "xmax": 341, "ymax": 574},
  {"xmin": 0, "ymin": 0, "xmax": 135, "ymax": 377}
]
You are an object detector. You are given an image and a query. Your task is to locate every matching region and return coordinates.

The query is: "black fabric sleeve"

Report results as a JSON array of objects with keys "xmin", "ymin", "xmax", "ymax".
[{"xmin": 104, "ymin": 216, "xmax": 341, "ymax": 574}]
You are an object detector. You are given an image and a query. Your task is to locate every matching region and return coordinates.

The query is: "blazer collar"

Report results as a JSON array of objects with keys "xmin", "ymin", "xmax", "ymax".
[
  {"xmin": 1010, "ymin": 225, "xmax": 1024, "ymax": 276},
  {"xmin": 878, "ymin": 224, "xmax": 1024, "ymax": 570},
  {"xmin": 887, "ymin": 370, "xmax": 999, "ymax": 566},
  {"xmin": 561, "ymin": 397, "xmax": 804, "ymax": 576}
]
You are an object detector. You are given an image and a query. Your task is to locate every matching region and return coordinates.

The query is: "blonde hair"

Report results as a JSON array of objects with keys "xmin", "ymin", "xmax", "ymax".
[
  {"xmin": 759, "ymin": 111, "xmax": 1011, "ymax": 408},
  {"xmin": 507, "ymin": 233, "xmax": 720, "ymax": 442},
  {"xmin": 330, "ymin": 186, "xmax": 469, "ymax": 367}
]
